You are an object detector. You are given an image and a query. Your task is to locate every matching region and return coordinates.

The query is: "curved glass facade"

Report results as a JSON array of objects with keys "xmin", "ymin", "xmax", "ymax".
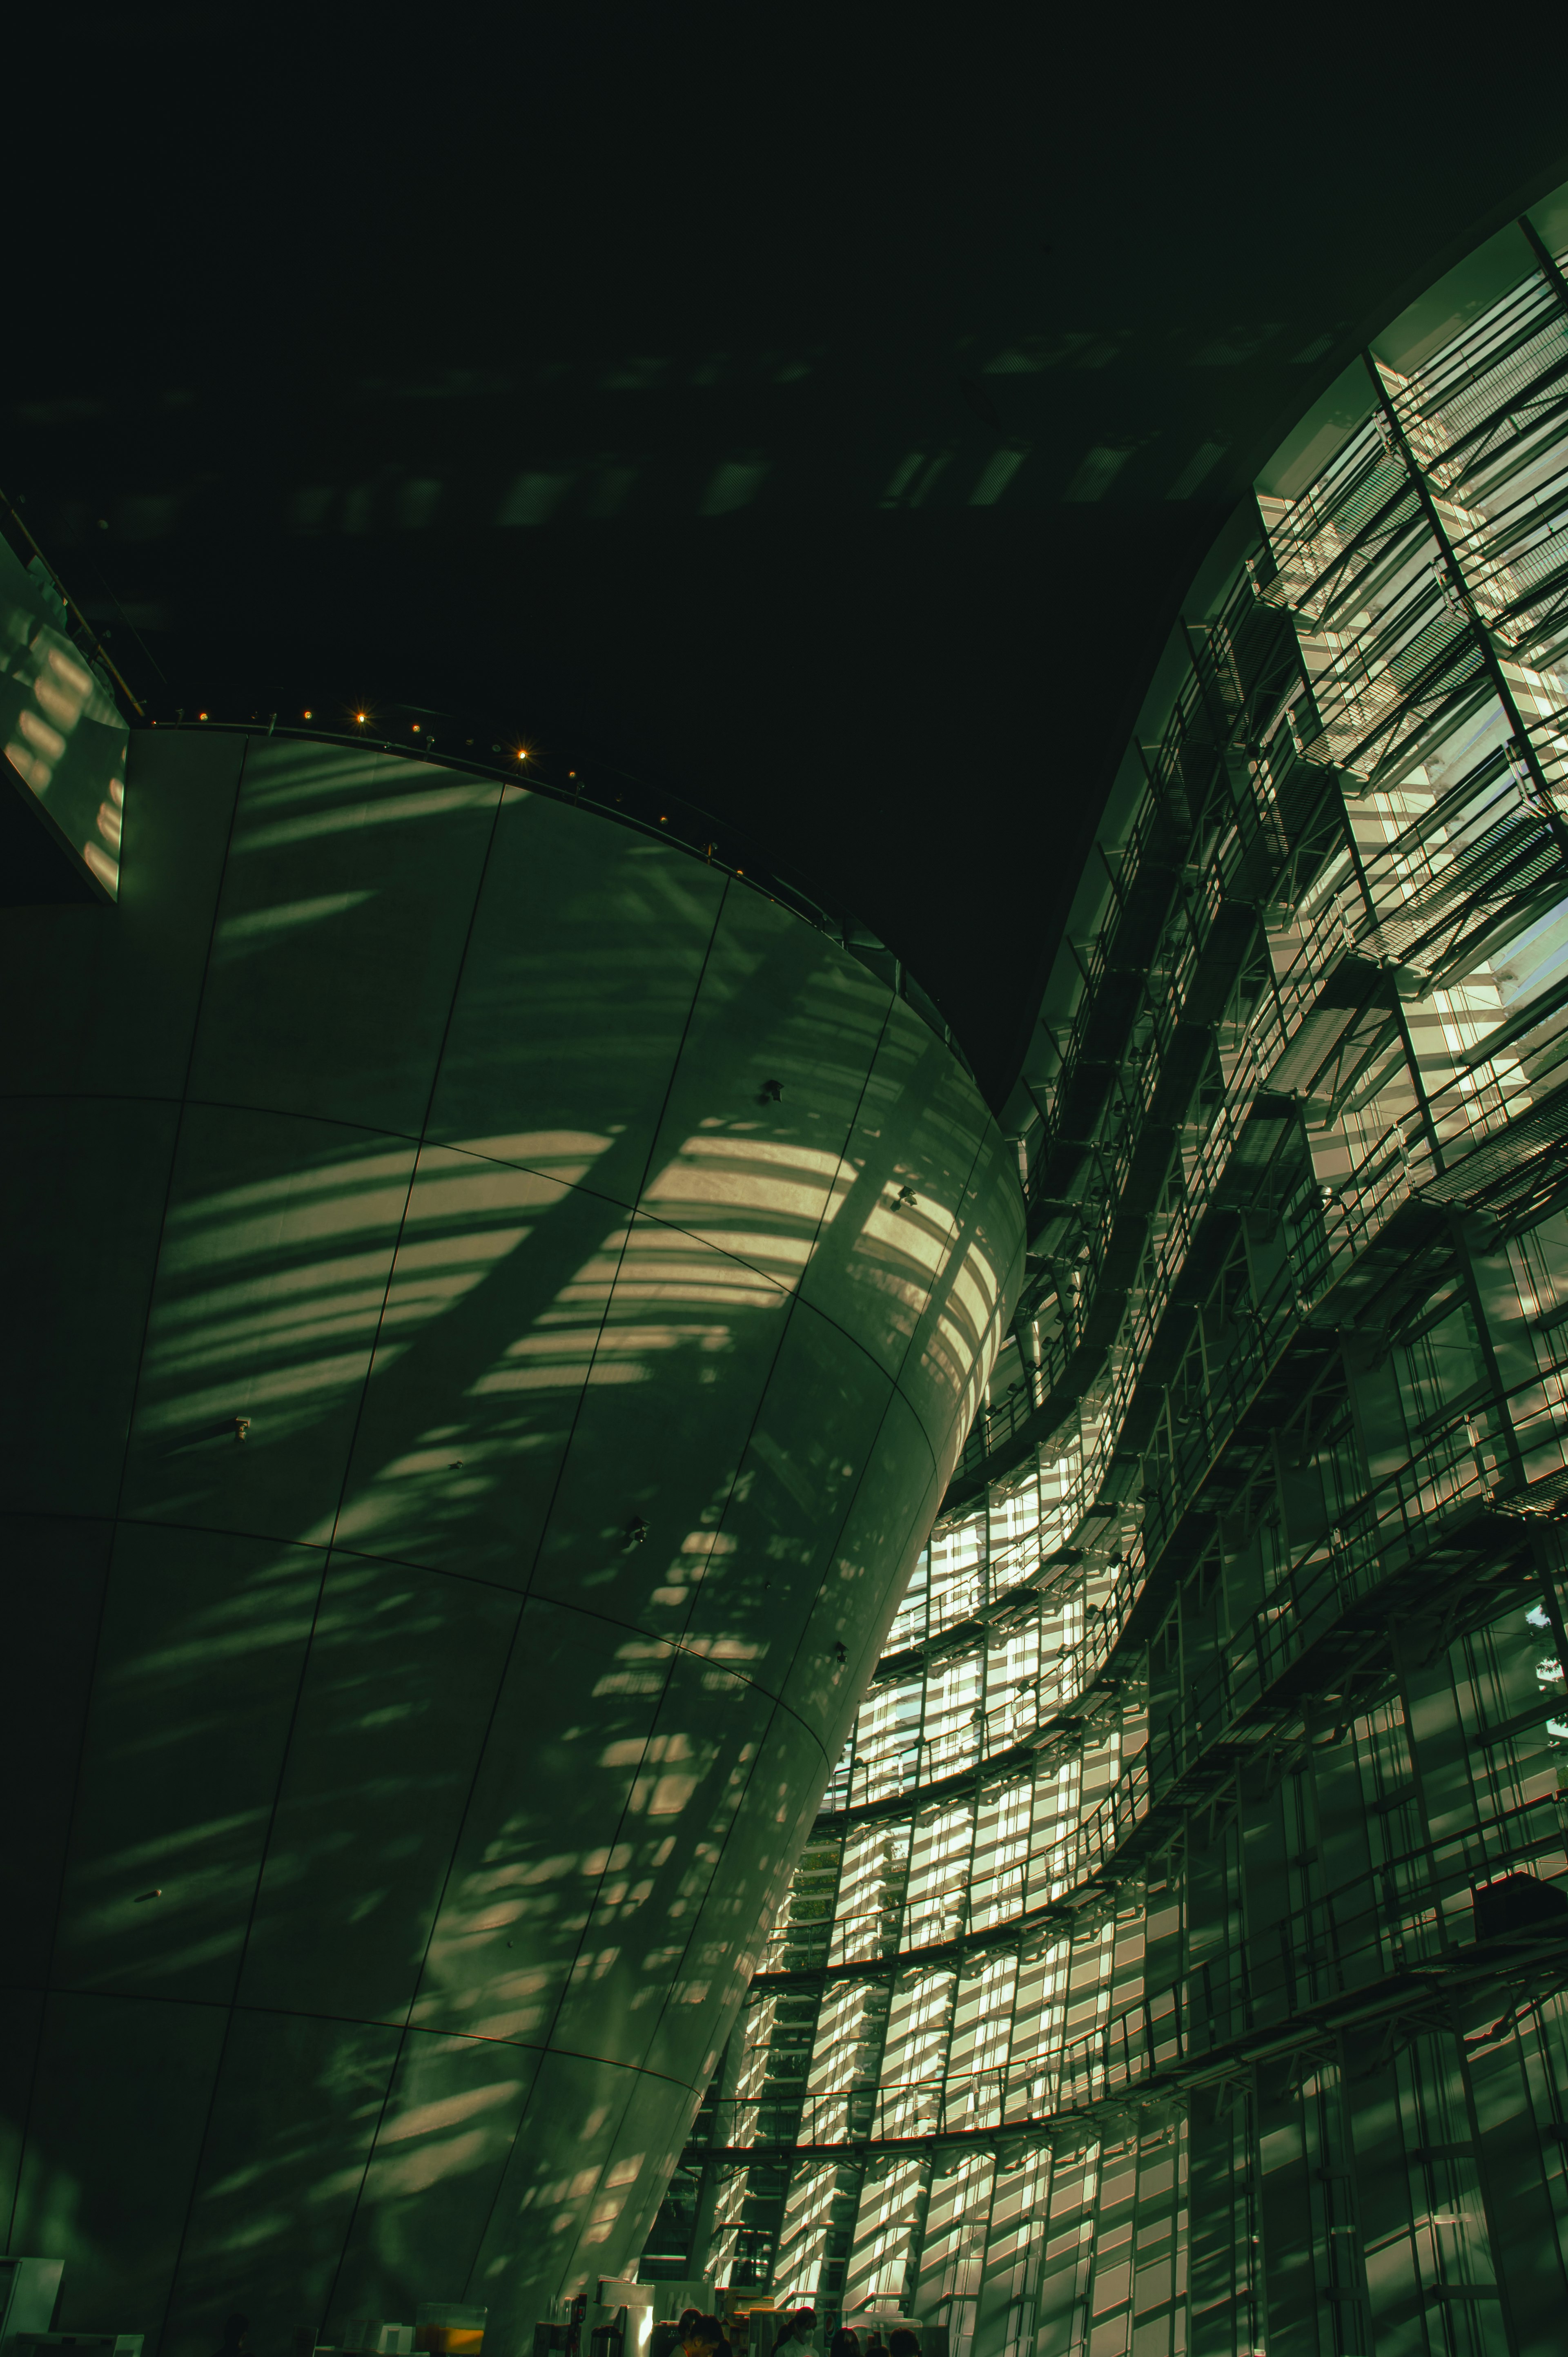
[
  {"xmin": 652, "ymin": 203, "xmax": 1568, "ymax": 2357},
  {"xmin": 0, "ymin": 729, "xmax": 1022, "ymax": 2353}
]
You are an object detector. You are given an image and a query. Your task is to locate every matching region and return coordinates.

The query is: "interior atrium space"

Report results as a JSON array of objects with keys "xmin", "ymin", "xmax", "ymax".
[
  {"xmin": 4, "ymin": 32, "xmax": 1568, "ymax": 2357},
  {"xmin": 639, "ymin": 213, "xmax": 1568, "ymax": 2355}
]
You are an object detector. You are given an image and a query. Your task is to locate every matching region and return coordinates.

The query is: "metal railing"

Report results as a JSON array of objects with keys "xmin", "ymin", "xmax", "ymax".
[
  {"xmin": 718, "ymin": 1790, "xmax": 1568, "ymax": 2156},
  {"xmin": 1153, "ymin": 1350, "xmax": 1568, "ymax": 1793},
  {"xmin": 784, "ymin": 1321, "xmax": 1568, "ymax": 1990}
]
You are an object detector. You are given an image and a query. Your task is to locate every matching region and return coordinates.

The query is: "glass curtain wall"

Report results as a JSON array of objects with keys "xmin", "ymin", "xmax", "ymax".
[{"xmin": 644, "ymin": 215, "xmax": 1568, "ymax": 2357}]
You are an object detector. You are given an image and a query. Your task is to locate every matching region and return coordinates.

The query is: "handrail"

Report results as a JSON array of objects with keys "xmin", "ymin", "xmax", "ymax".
[
  {"xmin": 815, "ymin": 1292, "xmax": 1568, "ymax": 1849},
  {"xmin": 1152, "ymin": 1349, "xmax": 1568, "ymax": 1796},
  {"xmin": 716, "ymin": 1793, "xmax": 1568, "ymax": 2156},
  {"xmin": 835, "ymin": 1240, "xmax": 1321, "ymax": 1820},
  {"xmin": 765, "ymin": 1755, "xmax": 1153, "ymax": 1974}
]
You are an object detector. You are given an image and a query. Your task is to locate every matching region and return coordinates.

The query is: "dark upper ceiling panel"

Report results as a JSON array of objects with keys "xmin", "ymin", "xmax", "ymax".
[{"xmin": 7, "ymin": 17, "xmax": 1568, "ymax": 1105}]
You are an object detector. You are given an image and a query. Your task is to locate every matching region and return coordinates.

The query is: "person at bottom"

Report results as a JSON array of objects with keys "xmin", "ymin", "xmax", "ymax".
[{"xmin": 773, "ymin": 2313, "xmax": 818, "ymax": 2357}]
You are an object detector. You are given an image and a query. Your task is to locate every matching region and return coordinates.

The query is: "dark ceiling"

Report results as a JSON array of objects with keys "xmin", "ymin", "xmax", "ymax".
[{"xmin": 9, "ymin": 14, "xmax": 1568, "ymax": 1107}]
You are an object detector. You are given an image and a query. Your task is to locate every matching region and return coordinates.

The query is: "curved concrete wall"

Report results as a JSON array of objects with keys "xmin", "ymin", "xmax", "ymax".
[{"xmin": 0, "ymin": 732, "xmax": 1022, "ymax": 2354}]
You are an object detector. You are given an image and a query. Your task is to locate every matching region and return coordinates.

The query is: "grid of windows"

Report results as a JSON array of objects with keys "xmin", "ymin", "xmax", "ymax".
[{"xmin": 644, "ymin": 210, "xmax": 1568, "ymax": 2357}]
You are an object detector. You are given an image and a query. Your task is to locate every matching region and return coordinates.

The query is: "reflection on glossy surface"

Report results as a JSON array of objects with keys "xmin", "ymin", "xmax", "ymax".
[
  {"xmin": 0, "ymin": 534, "xmax": 128, "ymax": 896},
  {"xmin": 0, "ymin": 732, "xmax": 1021, "ymax": 2354}
]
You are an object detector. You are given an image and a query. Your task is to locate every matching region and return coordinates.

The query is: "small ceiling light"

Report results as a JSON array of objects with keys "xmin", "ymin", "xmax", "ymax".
[
  {"xmin": 303, "ymin": 708, "xmax": 312, "ymax": 719},
  {"xmin": 517, "ymin": 748, "xmax": 528, "ymax": 759},
  {"xmin": 412, "ymin": 722, "xmax": 421, "ymax": 731},
  {"xmin": 198, "ymin": 710, "xmax": 208, "ymax": 720},
  {"xmin": 356, "ymin": 712, "xmax": 366, "ymax": 724}
]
